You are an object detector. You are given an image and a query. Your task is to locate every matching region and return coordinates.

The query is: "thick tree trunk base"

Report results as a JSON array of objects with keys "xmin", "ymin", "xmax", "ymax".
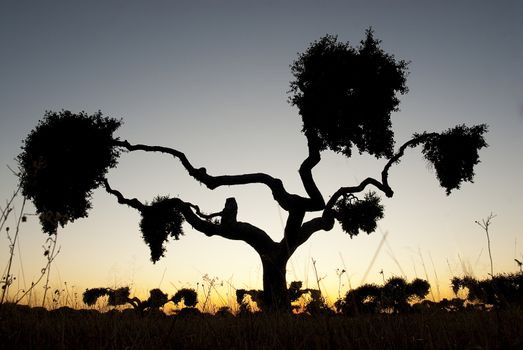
[{"xmin": 261, "ymin": 255, "xmax": 290, "ymax": 312}]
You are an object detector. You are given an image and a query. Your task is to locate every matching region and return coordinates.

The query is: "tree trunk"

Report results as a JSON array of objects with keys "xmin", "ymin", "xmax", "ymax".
[{"xmin": 260, "ymin": 253, "xmax": 290, "ymax": 312}]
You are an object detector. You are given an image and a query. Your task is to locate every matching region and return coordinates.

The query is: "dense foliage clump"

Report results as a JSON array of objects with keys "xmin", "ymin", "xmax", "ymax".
[
  {"xmin": 419, "ymin": 124, "xmax": 488, "ymax": 194},
  {"xmin": 333, "ymin": 192, "xmax": 384, "ymax": 237},
  {"xmin": 289, "ymin": 29, "xmax": 408, "ymax": 158},
  {"xmin": 139, "ymin": 196, "xmax": 185, "ymax": 262},
  {"xmin": 18, "ymin": 110, "xmax": 122, "ymax": 234}
]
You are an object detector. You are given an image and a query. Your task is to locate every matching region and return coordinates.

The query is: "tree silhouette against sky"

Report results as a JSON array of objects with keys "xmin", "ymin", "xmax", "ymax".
[{"xmin": 18, "ymin": 29, "xmax": 488, "ymax": 312}]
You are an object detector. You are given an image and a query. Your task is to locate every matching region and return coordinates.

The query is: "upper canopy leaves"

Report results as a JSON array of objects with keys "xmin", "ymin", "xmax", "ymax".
[
  {"xmin": 18, "ymin": 110, "xmax": 122, "ymax": 234},
  {"xmin": 289, "ymin": 29, "xmax": 408, "ymax": 158},
  {"xmin": 419, "ymin": 124, "xmax": 488, "ymax": 195}
]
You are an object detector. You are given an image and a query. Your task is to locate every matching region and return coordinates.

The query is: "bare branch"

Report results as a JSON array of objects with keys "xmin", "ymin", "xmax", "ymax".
[
  {"xmin": 298, "ymin": 136, "xmax": 325, "ymax": 210},
  {"xmin": 381, "ymin": 132, "xmax": 437, "ymax": 191},
  {"xmin": 103, "ymin": 179, "xmax": 146, "ymax": 211},
  {"xmin": 283, "ymin": 211, "xmax": 335, "ymax": 256},
  {"xmin": 103, "ymin": 179, "xmax": 275, "ymax": 255},
  {"xmin": 326, "ymin": 133, "xmax": 437, "ymax": 209},
  {"xmin": 172, "ymin": 197, "xmax": 275, "ymax": 255},
  {"xmin": 326, "ymin": 177, "xmax": 388, "ymax": 209},
  {"xmin": 186, "ymin": 203, "xmax": 222, "ymax": 221},
  {"xmin": 115, "ymin": 140, "xmax": 320, "ymax": 212}
]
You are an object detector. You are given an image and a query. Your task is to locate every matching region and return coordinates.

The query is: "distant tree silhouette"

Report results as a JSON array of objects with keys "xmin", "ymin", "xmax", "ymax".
[
  {"xmin": 335, "ymin": 277, "xmax": 430, "ymax": 315},
  {"xmin": 171, "ymin": 288, "xmax": 200, "ymax": 316},
  {"xmin": 172, "ymin": 288, "xmax": 198, "ymax": 308},
  {"xmin": 83, "ymin": 287, "xmax": 135, "ymax": 308},
  {"xmin": 451, "ymin": 272, "xmax": 523, "ymax": 308},
  {"xmin": 18, "ymin": 29, "xmax": 488, "ymax": 312},
  {"xmin": 82, "ymin": 287, "xmax": 168, "ymax": 313}
]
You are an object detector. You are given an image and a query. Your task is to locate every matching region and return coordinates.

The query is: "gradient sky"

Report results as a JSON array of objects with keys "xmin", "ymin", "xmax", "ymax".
[{"xmin": 1, "ymin": 0, "xmax": 522, "ymax": 306}]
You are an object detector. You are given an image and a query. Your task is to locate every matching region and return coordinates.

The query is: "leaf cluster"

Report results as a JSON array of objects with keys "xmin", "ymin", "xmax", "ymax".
[
  {"xmin": 419, "ymin": 124, "xmax": 488, "ymax": 194},
  {"xmin": 139, "ymin": 196, "xmax": 185, "ymax": 263},
  {"xmin": 289, "ymin": 29, "xmax": 408, "ymax": 158},
  {"xmin": 18, "ymin": 110, "xmax": 122, "ymax": 234},
  {"xmin": 333, "ymin": 192, "xmax": 384, "ymax": 237}
]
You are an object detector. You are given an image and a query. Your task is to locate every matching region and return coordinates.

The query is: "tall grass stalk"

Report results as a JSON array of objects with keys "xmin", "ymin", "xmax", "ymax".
[
  {"xmin": 14, "ymin": 233, "xmax": 60, "ymax": 306},
  {"xmin": 428, "ymin": 252, "xmax": 441, "ymax": 300},
  {"xmin": 360, "ymin": 230, "xmax": 388, "ymax": 285},
  {"xmin": 476, "ymin": 213, "xmax": 496, "ymax": 277},
  {"xmin": 311, "ymin": 258, "xmax": 324, "ymax": 297},
  {"xmin": 40, "ymin": 232, "xmax": 60, "ymax": 307},
  {"xmin": 418, "ymin": 249, "xmax": 435, "ymax": 301},
  {"xmin": 0, "ymin": 185, "xmax": 24, "ymax": 304}
]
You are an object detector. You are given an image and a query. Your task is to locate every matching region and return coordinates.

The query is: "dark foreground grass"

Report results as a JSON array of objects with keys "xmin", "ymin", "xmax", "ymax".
[{"xmin": 1, "ymin": 304, "xmax": 522, "ymax": 349}]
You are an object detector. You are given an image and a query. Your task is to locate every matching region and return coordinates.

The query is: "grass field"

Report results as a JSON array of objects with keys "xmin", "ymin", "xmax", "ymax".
[{"xmin": 1, "ymin": 303, "xmax": 522, "ymax": 349}]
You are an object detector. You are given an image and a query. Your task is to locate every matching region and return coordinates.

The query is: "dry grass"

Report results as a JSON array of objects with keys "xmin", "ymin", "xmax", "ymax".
[{"xmin": 1, "ymin": 303, "xmax": 522, "ymax": 349}]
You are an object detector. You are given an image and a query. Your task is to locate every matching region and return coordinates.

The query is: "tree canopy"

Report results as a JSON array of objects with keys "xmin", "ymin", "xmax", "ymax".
[{"xmin": 289, "ymin": 29, "xmax": 408, "ymax": 158}]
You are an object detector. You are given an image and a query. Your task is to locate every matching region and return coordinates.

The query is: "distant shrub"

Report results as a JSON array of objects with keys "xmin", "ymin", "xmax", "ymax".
[
  {"xmin": 336, "ymin": 277, "xmax": 430, "ymax": 315},
  {"xmin": 172, "ymin": 288, "xmax": 198, "ymax": 308},
  {"xmin": 451, "ymin": 272, "xmax": 523, "ymax": 308},
  {"xmin": 82, "ymin": 286, "xmax": 174, "ymax": 314},
  {"xmin": 236, "ymin": 281, "xmax": 328, "ymax": 314}
]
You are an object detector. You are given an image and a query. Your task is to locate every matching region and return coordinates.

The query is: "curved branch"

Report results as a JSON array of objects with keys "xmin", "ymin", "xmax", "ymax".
[
  {"xmin": 171, "ymin": 197, "xmax": 275, "ymax": 254},
  {"xmin": 325, "ymin": 132, "xmax": 437, "ymax": 209},
  {"xmin": 326, "ymin": 177, "xmax": 389, "ymax": 209},
  {"xmin": 283, "ymin": 210, "xmax": 335, "ymax": 256},
  {"xmin": 298, "ymin": 136, "xmax": 325, "ymax": 210},
  {"xmin": 115, "ymin": 140, "xmax": 316, "ymax": 211},
  {"xmin": 103, "ymin": 179, "xmax": 146, "ymax": 211},
  {"xmin": 380, "ymin": 132, "xmax": 437, "ymax": 192},
  {"xmin": 103, "ymin": 180, "xmax": 275, "ymax": 254},
  {"xmin": 186, "ymin": 203, "xmax": 222, "ymax": 220}
]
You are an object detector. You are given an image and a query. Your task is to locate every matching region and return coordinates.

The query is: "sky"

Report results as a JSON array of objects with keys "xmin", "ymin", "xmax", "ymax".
[{"xmin": 1, "ymin": 0, "xmax": 522, "ymax": 307}]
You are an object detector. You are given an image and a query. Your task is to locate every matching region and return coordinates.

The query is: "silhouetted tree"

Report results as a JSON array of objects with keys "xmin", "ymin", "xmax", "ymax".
[
  {"xmin": 336, "ymin": 283, "xmax": 381, "ymax": 315},
  {"xmin": 381, "ymin": 277, "xmax": 430, "ymax": 313},
  {"xmin": 18, "ymin": 29, "xmax": 488, "ymax": 312}
]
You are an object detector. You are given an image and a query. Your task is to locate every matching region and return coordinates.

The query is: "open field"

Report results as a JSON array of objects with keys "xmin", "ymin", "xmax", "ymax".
[{"xmin": 1, "ymin": 303, "xmax": 522, "ymax": 349}]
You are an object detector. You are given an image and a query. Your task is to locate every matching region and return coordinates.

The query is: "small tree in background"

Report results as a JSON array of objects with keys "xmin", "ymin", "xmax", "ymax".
[
  {"xmin": 18, "ymin": 29, "xmax": 487, "ymax": 312},
  {"xmin": 335, "ymin": 277, "xmax": 430, "ymax": 315},
  {"xmin": 171, "ymin": 288, "xmax": 200, "ymax": 315}
]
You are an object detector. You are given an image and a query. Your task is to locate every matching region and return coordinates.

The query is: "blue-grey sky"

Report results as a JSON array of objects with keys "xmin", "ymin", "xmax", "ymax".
[{"xmin": 1, "ymin": 0, "xmax": 522, "ymax": 304}]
